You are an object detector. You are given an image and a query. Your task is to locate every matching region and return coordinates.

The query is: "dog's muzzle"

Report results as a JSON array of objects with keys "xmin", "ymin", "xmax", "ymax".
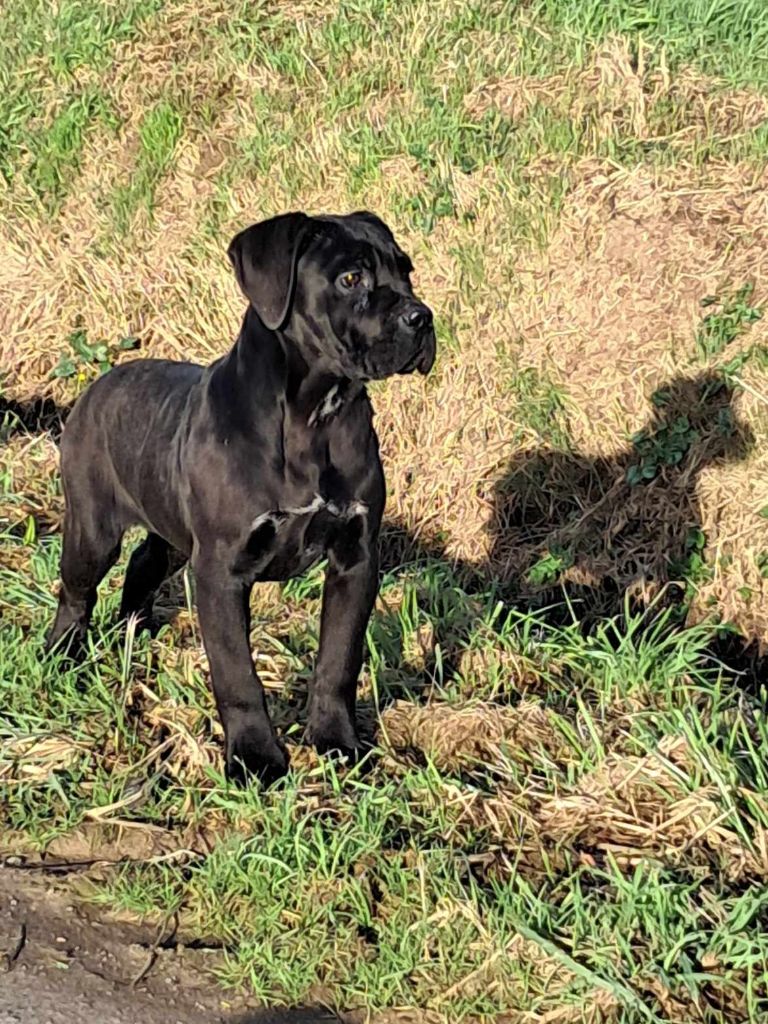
[{"xmin": 399, "ymin": 304, "xmax": 436, "ymax": 375}]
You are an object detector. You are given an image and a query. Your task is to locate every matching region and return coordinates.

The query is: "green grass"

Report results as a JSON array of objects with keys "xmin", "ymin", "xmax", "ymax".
[
  {"xmin": 0, "ymin": 0, "xmax": 160, "ymax": 185},
  {"xmin": 111, "ymin": 99, "xmax": 185, "ymax": 234},
  {"xmin": 532, "ymin": 0, "xmax": 768, "ymax": 89},
  {"xmin": 48, "ymin": 1, "xmax": 768, "ymax": 230},
  {"xmin": 696, "ymin": 285, "xmax": 764, "ymax": 363},
  {"xmin": 5, "ymin": 0, "xmax": 766, "ymax": 234},
  {"xmin": 26, "ymin": 90, "xmax": 118, "ymax": 210},
  {"xmin": 509, "ymin": 366, "xmax": 573, "ymax": 451},
  {"xmin": 3, "ymin": 489, "xmax": 768, "ymax": 1017}
]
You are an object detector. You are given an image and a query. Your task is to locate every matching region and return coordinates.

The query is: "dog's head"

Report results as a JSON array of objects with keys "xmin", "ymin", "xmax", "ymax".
[{"xmin": 227, "ymin": 211, "xmax": 436, "ymax": 381}]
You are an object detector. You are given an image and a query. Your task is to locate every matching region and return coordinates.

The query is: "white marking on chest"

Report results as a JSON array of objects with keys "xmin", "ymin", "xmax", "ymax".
[
  {"xmin": 250, "ymin": 495, "xmax": 368, "ymax": 532},
  {"xmin": 308, "ymin": 384, "xmax": 345, "ymax": 427}
]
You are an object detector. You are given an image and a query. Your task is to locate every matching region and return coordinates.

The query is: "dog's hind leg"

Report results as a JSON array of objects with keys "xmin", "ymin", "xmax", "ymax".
[
  {"xmin": 119, "ymin": 532, "xmax": 187, "ymax": 632},
  {"xmin": 46, "ymin": 505, "xmax": 123, "ymax": 658}
]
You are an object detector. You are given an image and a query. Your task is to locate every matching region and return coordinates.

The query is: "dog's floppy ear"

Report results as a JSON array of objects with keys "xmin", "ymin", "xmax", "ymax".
[{"xmin": 227, "ymin": 212, "xmax": 312, "ymax": 330}]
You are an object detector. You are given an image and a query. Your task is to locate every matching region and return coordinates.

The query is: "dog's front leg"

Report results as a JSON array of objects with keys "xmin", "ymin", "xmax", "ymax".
[
  {"xmin": 194, "ymin": 569, "xmax": 288, "ymax": 785},
  {"xmin": 306, "ymin": 552, "xmax": 378, "ymax": 757}
]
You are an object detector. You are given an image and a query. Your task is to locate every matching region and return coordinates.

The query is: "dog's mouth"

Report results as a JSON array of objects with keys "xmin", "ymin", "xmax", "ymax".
[
  {"xmin": 400, "ymin": 327, "xmax": 436, "ymax": 376},
  {"xmin": 360, "ymin": 326, "xmax": 436, "ymax": 381},
  {"xmin": 398, "ymin": 351, "xmax": 421, "ymax": 374}
]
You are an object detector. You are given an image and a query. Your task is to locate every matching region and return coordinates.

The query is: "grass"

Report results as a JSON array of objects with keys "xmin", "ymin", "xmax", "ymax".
[
  {"xmin": 696, "ymin": 285, "xmax": 764, "ymax": 363},
  {"xmin": 112, "ymin": 99, "xmax": 185, "ymax": 234},
  {"xmin": 533, "ymin": 0, "xmax": 768, "ymax": 88},
  {"xmin": 27, "ymin": 91, "xmax": 118, "ymax": 211},
  {"xmin": 0, "ymin": 0, "xmax": 161, "ymax": 185},
  {"xmin": 4, "ymin": 511, "xmax": 768, "ymax": 1020},
  {"xmin": 3, "ymin": 0, "xmax": 768, "ymax": 1021}
]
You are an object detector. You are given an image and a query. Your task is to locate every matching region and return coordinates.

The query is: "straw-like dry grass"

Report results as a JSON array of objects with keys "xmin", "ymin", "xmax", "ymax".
[{"xmin": 3, "ymin": 1, "xmax": 768, "ymax": 1020}]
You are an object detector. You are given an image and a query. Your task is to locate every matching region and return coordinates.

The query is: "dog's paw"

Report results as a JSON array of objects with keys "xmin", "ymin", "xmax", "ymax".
[
  {"xmin": 44, "ymin": 626, "xmax": 86, "ymax": 664},
  {"xmin": 225, "ymin": 719, "xmax": 289, "ymax": 787},
  {"xmin": 306, "ymin": 705, "xmax": 362, "ymax": 761}
]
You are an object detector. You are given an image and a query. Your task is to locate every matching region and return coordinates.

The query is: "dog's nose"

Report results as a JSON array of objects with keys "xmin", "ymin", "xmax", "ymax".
[{"xmin": 400, "ymin": 304, "xmax": 433, "ymax": 332}]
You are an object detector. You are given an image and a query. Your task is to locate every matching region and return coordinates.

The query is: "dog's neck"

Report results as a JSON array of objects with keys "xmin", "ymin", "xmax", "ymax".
[
  {"xmin": 279, "ymin": 333, "xmax": 348, "ymax": 427},
  {"xmin": 220, "ymin": 307, "xmax": 361, "ymax": 430}
]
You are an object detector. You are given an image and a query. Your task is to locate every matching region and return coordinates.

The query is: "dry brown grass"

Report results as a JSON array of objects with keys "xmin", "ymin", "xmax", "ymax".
[
  {"xmin": 378, "ymin": 700, "xmax": 768, "ymax": 884},
  {"xmin": 8, "ymin": 682, "xmax": 765, "ymax": 898},
  {"xmin": 466, "ymin": 37, "xmax": 768, "ymax": 145},
  {"xmin": 381, "ymin": 698, "xmax": 568, "ymax": 770},
  {"xmin": 1, "ymin": 433, "xmax": 63, "ymax": 533}
]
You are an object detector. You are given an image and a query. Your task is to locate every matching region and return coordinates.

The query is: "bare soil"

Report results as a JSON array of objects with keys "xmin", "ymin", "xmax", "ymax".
[{"xmin": 0, "ymin": 865, "xmax": 339, "ymax": 1024}]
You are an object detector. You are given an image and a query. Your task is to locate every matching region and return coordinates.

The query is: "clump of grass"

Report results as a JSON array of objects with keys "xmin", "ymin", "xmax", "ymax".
[
  {"xmin": 531, "ymin": 0, "xmax": 768, "ymax": 88},
  {"xmin": 0, "ymin": 0, "xmax": 160, "ymax": 184},
  {"xmin": 112, "ymin": 100, "xmax": 184, "ymax": 234},
  {"xmin": 27, "ymin": 90, "xmax": 117, "ymax": 210},
  {"xmin": 509, "ymin": 366, "xmax": 573, "ymax": 451},
  {"xmin": 696, "ymin": 283, "xmax": 763, "ymax": 362}
]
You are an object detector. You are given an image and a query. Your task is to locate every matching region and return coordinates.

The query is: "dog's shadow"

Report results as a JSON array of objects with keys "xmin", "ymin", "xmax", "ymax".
[
  {"xmin": 377, "ymin": 370, "xmax": 768, "ymax": 697},
  {"xmin": 0, "ymin": 393, "xmax": 70, "ymax": 442}
]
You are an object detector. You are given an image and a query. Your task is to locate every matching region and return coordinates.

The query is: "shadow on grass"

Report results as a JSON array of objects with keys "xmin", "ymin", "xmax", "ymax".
[
  {"xmin": 378, "ymin": 370, "xmax": 768, "ymax": 695},
  {"xmin": 0, "ymin": 393, "xmax": 71, "ymax": 441}
]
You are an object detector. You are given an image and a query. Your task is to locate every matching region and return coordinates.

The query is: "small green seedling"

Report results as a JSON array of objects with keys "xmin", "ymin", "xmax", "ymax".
[
  {"xmin": 526, "ymin": 546, "xmax": 573, "ymax": 586},
  {"xmin": 22, "ymin": 515, "xmax": 36, "ymax": 546},
  {"xmin": 670, "ymin": 527, "xmax": 712, "ymax": 601},
  {"xmin": 626, "ymin": 416, "xmax": 699, "ymax": 485},
  {"xmin": 52, "ymin": 329, "xmax": 139, "ymax": 385}
]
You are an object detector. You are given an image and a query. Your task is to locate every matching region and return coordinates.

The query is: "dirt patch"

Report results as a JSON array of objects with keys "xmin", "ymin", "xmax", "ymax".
[{"xmin": 0, "ymin": 864, "xmax": 342, "ymax": 1024}]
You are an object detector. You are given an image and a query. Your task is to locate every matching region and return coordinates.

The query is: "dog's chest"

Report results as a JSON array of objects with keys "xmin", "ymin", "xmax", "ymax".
[
  {"xmin": 235, "ymin": 492, "xmax": 368, "ymax": 581},
  {"xmin": 230, "ymin": 392, "xmax": 377, "ymax": 581}
]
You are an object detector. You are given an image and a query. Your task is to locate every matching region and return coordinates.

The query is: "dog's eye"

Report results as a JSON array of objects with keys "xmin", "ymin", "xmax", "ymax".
[{"xmin": 340, "ymin": 271, "xmax": 363, "ymax": 290}]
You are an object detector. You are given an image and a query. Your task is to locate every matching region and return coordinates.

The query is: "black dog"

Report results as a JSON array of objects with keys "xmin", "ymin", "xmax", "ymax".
[{"xmin": 46, "ymin": 211, "xmax": 435, "ymax": 783}]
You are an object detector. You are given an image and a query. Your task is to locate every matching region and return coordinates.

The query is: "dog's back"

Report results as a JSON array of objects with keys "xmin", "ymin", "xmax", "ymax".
[{"xmin": 63, "ymin": 359, "xmax": 202, "ymax": 451}]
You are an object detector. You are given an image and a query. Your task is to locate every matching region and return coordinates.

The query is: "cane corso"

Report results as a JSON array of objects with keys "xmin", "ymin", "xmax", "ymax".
[{"xmin": 47, "ymin": 211, "xmax": 435, "ymax": 784}]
